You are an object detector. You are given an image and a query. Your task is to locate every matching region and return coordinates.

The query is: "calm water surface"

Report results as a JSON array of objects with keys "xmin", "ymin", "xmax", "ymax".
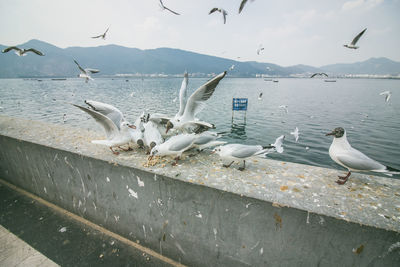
[{"xmin": 0, "ymin": 77, "xmax": 399, "ymax": 175}]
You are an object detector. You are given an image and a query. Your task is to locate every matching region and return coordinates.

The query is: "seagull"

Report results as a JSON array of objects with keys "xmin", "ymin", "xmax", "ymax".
[
  {"xmin": 229, "ymin": 64, "xmax": 235, "ymax": 71},
  {"xmin": 239, "ymin": 0, "xmax": 254, "ymax": 14},
  {"xmin": 344, "ymin": 28, "xmax": 367, "ymax": 49},
  {"xmin": 91, "ymin": 27, "xmax": 109, "ymax": 40},
  {"xmin": 290, "ymin": 127, "xmax": 299, "ymax": 142},
  {"xmin": 212, "ymin": 135, "xmax": 284, "ymax": 170},
  {"xmin": 159, "ymin": 0, "xmax": 180, "ymax": 15},
  {"xmin": 310, "ymin": 73, "xmax": 328, "ymax": 78},
  {"xmin": 258, "ymin": 93, "xmax": 263, "ymax": 100},
  {"xmin": 326, "ymin": 127, "xmax": 400, "ymax": 185},
  {"xmin": 256, "ymin": 44, "xmax": 264, "ymax": 55},
  {"xmin": 149, "ymin": 134, "xmax": 197, "ymax": 165},
  {"xmin": 166, "ymin": 71, "xmax": 226, "ymax": 134},
  {"xmin": 209, "ymin": 8, "xmax": 228, "ymax": 24},
  {"xmin": 131, "ymin": 112, "xmax": 145, "ymax": 147},
  {"xmin": 74, "ymin": 59, "xmax": 99, "ymax": 83},
  {"xmin": 379, "ymin": 91, "xmax": 391, "ymax": 103},
  {"xmin": 279, "ymin": 105, "xmax": 288, "ymax": 114},
  {"xmin": 72, "ymin": 101, "xmax": 136, "ymax": 155},
  {"xmin": 2, "ymin": 46, "xmax": 44, "ymax": 56},
  {"xmin": 143, "ymin": 121, "xmax": 164, "ymax": 152}
]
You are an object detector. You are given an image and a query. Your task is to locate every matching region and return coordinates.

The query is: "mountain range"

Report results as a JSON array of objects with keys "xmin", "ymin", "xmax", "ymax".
[{"xmin": 0, "ymin": 39, "xmax": 399, "ymax": 78}]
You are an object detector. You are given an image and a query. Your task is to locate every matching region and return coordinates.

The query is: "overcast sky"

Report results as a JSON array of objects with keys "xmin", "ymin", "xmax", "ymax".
[{"xmin": 0, "ymin": 0, "xmax": 399, "ymax": 66}]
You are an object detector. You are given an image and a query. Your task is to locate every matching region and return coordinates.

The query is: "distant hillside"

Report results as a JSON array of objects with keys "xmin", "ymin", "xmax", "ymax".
[{"xmin": 0, "ymin": 39, "xmax": 399, "ymax": 78}]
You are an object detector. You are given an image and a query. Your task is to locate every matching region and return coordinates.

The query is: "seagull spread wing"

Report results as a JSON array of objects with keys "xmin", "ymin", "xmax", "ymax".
[
  {"xmin": 336, "ymin": 149, "xmax": 384, "ymax": 171},
  {"xmin": 222, "ymin": 9, "xmax": 227, "ymax": 24},
  {"xmin": 176, "ymin": 72, "xmax": 188, "ymax": 119},
  {"xmin": 91, "ymin": 34, "xmax": 103, "ymax": 39},
  {"xmin": 149, "ymin": 113, "xmax": 171, "ymax": 125},
  {"xmin": 182, "ymin": 71, "xmax": 226, "ymax": 121},
  {"xmin": 73, "ymin": 104, "xmax": 119, "ymax": 139},
  {"xmin": 239, "ymin": 0, "xmax": 248, "ymax": 13},
  {"xmin": 85, "ymin": 68, "xmax": 100, "ymax": 74},
  {"xmin": 209, "ymin": 7, "xmax": 219, "ymax": 14},
  {"xmin": 25, "ymin": 48, "xmax": 44, "ymax": 56},
  {"xmin": 84, "ymin": 100, "xmax": 125, "ymax": 130},
  {"xmin": 2, "ymin": 46, "xmax": 22, "ymax": 53},
  {"xmin": 351, "ymin": 28, "xmax": 367, "ymax": 46},
  {"xmin": 73, "ymin": 60, "xmax": 86, "ymax": 73}
]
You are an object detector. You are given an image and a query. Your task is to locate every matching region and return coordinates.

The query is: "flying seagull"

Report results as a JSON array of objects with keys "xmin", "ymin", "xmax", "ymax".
[
  {"xmin": 344, "ymin": 28, "xmax": 367, "ymax": 49},
  {"xmin": 209, "ymin": 8, "xmax": 228, "ymax": 24},
  {"xmin": 290, "ymin": 127, "xmax": 299, "ymax": 142},
  {"xmin": 166, "ymin": 71, "xmax": 227, "ymax": 134},
  {"xmin": 92, "ymin": 27, "xmax": 109, "ymax": 40},
  {"xmin": 256, "ymin": 44, "xmax": 264, "ymax": 55},
  {"xmin": 159, "ymin": 0, "xmax": 180, "ymax": 15},
  {"xmin": 326, "ymin": 127, "xmax": 400, "ymax": 185},
  {"xmin": 74, "ymin": 59, "xmax": 100, "ymax": 83},
  {"xmin": 72, "ymin": 101, "xmax": 136, "ymax": 155},
  {"xmin": 310, "ymin": 73, "xmax": 328, "ymax": 78},
  {"xmin": 2, "ymin": 46, "xmax": 44, "ymax": 56},
  {"xmin": 258, "ymin": 93, "xmax": 263, "ymax": 100},
  {"xmin": 379, "ymin": 91, "xmax": 392, "ymax": 103},
  {"xmin": 239, "ymin": 0, "xmax": 255, "ymax": 14}
]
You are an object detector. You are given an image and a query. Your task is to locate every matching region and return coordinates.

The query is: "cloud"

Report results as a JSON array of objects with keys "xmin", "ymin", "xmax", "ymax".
[{"xmin": 342, "ymin": 0, "xmax": 384, "ymax": 11}]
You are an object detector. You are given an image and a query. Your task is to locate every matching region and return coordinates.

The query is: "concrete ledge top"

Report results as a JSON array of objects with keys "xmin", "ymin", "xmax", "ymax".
[{"xmin": 1, "ymin": 115, "xmax": 400, "ymax": 232}]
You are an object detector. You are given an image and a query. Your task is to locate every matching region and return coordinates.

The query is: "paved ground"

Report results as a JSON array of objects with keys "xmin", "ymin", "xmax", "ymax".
[{"xmin": 0, "ymin": 182, "xmax": 182, "ymax": 267}]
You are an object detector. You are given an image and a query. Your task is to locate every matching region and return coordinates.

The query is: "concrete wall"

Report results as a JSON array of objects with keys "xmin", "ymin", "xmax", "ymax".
[{"xmin": 1, "ymin": 134, "xmax": 400, "ymax": 266}]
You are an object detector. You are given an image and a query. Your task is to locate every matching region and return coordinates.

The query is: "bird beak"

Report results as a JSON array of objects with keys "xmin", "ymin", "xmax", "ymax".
[
  {"xmin": 148, "ymin": 155, "xmax": 153, "ymax": 161},
  {"xmin": 325, "ymin": 131, "xmax": 334, "ymax": 136},
  {"xmin": 128, "ymin": 125, "xmax": 136, "ymax": 129},
  {"xmin": 165, "ymin": 128, "xmax": 169, "ymax": 134}
]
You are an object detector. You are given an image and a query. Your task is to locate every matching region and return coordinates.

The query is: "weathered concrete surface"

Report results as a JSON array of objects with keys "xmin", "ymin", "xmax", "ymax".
[{"xmin": 0, "ymin": 115, "xmax": 399, "ymax": 266}]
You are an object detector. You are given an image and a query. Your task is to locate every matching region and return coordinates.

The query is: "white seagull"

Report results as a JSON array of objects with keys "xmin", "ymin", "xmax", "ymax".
[
  {"xmin": 209, "ymin": 8, "xmax": 228, "ymax": 24},
  {"xmin": 143, "ymin": 121, "xmax": 164, "ymax": 152},
  {"xmin": 344, "ymin": 28, "xmax": 367, "ymax": 49},
  {"xmin": 326, "ymin": 127, "xmax": 400, "ymax": 185},
  {"xmin": 74, "ymin": 59, "xmax": 99, "ymax": 83},
  {"xmin": 166, "ymin": 71, "xmax": 227, "ymax": 134},
  {"xmin": 91, "ymin": 27, "xmax": 109, "ymax": 40},
  {"xmin": 212, "ymin": 135, "xmax": 284, "ymax": 170},
  {"xmin": 258, "ymin": 93, "xmax": 263, "ymax": 100},
  {"xmin": 256, "ymin": 44, "xmax": 264, "ymax": 55},
  {"xmin": 2, "ymin": 46, "xmax": 44, "ymax": 56},
  {"xmin": 174, "ymin": 71, "xmax": 189, "ymax": 120},
  {"xmin": 290, "ymin": 127, "xmax": 299, "ymax": 142},
  {"xmin": 379, "ymin": 91, "xmax": 391, "ymax": 103},
  {"xmin": 149, "ymin": 134, "xmax": 197, "ymax": 165},
  {"xmin": 73, "ymin": 101, "xmax": 136, "ymax": 155}
]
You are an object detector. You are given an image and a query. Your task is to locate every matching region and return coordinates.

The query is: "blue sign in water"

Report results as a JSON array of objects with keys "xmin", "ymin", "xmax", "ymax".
[{"xmin": 232, "ymin": 98, "xmax": 248, "ymax": 111}]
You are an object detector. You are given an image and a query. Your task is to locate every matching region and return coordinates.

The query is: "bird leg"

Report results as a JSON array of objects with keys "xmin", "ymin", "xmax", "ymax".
[
  {"xmin": 238, "ymin": 160, "xmax": 246, "ymax": 171},
  {"xmin": 223, "ymin": 161, "xmax": 235, "ymax": 168},
  {"xmin": 336, "ymin": 171, "xmax": 351, "ymax": 185},
  {"xmin": 172, "ymin": 156, "xmax": 180, "ymax": 166},
  {"xmin": 109, "ymin": 147, "xmax": 119, "ymax": 155}
]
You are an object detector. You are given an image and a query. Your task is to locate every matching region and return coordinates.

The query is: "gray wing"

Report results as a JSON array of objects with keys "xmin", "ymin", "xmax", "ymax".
[
  {"xmin": 193, "ymin": 134, "xmax": 216, "ymax": 145},
  {"xmin": 231, "ymin": 145, "xmax": 261, "ymax": 158},
  {"xmin": 149, "ymin": 113, "xmax": 171, "ymax": 125},
  {"xmin": 73, "ymin": 104, "xmax": 119, "ymax": 139},
  {"xmin": 209, "ymin": 8, "xmax": 219, "ymax": 14},
  {"xmin": 85, "ymin": 68, "xmax": 100, "ymax": 74},
  {"xmin": 176, "ymin": 72, "xmax": 188, "ymax": 118},
  {"xmin": 183, "ymin": 71, "xmax": 226, "ymax": 120},
  {"xmin": 25, "ymin": 48, "xmax": 44, "ymax": 56},
  {"xmin": 73, "ymin": 60, "xmax": 86, "ymax": 73},
  {"xmin": 336, "ymin": 149, "xmax": 385, "ymax": 171},
  {"xmin": 91, "ymin": 34, "xmax": 103, "ymax": 39},
  {"xmin": 84, "ymin": 100, "xmax": 124, "ymax": 130},
  {"xmin": 239, "ymin": 0, "xmax": 248, "ymax": 13},
  {"xmin": 2, "ymin": 46, "xmax": 22, "ymax": 53},
  {"xmin": 168, "ymin": 136, "xmax": 195, "ymax": 151},
  {"xmin": 351, "ymin": 28, "xmax": 367, "ymax": 45},
  {"xmin": 222, "ymin": 9, "xmax": 227, "ymax": 24}
]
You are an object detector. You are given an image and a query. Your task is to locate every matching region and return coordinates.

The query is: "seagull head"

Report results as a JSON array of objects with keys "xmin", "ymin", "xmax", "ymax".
[
  {"xmin": 326, "ymin": 127, "xmax": 345, "ymax": 138},
  {"xmin": 211, "ymin": 146, "xmax": 222, "ymax": 155},
  {"xmin": 166, "ymin": 120, "xmax": 174, "ymax": 133},
  {"xmin": 121, "ymin": 121, "xmax": 136, "ymax": 131},
  {"xmin": 148, "ymin": 146, "xmax": 159, "ymax": 161}
]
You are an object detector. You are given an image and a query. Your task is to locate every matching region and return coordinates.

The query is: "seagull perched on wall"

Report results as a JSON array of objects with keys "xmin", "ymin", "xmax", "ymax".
[
  {"xmin": 326, "ymin": 127, "xmax": 400, "ymax": 185},
  {"xmin": 74, "ymin": 59, "xmax": 100, "ymax": 83},
  {"xmin": 343, "ymin": 28, "xmax": 367, "ymax": 49},
  {"xmin": 159, "ymin": 0, "xmax": 180, "ymax": 15},
  {"xmin": 72, "ymin": 101, "xmax": 137, "ymax": 155},
  {"xmin": 91, "ymin": 27, "xmax": 109, "ymax": 40},
  {"xmin": 209, "ymin": 7, "xmax": 228, "ymax": 24},
  {"xmin": 2, "ymin": 46, "xmax": 44, "ymax": 56}
]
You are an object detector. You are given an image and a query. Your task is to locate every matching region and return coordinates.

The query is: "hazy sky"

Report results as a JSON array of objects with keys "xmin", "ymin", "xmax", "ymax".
[{"xmin": 0, "ymin": 0, "xmax": 399, "ymax": 66}]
